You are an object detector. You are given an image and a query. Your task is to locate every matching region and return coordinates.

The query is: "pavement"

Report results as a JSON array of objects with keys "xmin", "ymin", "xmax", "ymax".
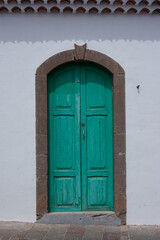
[{"xmin": 0, "ymin": 222, "xmax": 160, "ymax": 240}]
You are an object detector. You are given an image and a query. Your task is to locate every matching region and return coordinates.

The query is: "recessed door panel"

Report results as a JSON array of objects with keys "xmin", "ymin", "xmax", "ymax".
[
  {"xmin": 54, "ymin": 177, "xmax": 75, "ymax": 206},
  {"xmin": 86, "ymin": 70, "xmax": 106, "ymax": 108},
  {"xmin": 87, "ymin": 117, "xmax": 107, "ymax": 170},
  {"xmin": 53, "ymin": 116, "xmax": 74, "ymax": 170},
  {"xmin": 54, "ymin": 70, "xmax": 75, "ymax": 109},
  {"xmin": 87, "ymin": 177, "xmax": 108, "ymax": 208}
]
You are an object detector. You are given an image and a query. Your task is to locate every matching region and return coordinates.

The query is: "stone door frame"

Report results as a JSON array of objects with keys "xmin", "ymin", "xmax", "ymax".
[{"xmin": 36, "ymin": 44, "xmax": 126, "ymax": 224}]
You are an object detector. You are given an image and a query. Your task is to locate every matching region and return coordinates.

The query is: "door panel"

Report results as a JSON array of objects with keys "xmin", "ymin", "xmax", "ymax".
[
  {"xmin": 86, "ymin": 70, "xmax": 106, "ymax": 108},
  {"xmin": 81, "ymin": 64, "xmax": 113, "ymax": 211},
  {"xmin": 87, "ymin": 117, "xmax": 107, "ymax": 169},
  {"xmin": 53, "ymin": 116, "xmax": 74, "ymax": 169},
  {"xmin": 48, "ymin": 62, "xmax": 113, "ymax": 212},
  {"xmin": 87, "ymin": 177, "xmax": 108, "ymax": 207},
  {"xmin": 54, "ymin": 69, "xmax": 75, "ymax": 109},
  {"xmin": 54, "ymin": 177, "xmax": 75, "ymax": 206},
  {"xmin": 48, "ymin": 65, "xmax": 81, "ymax": 211}
]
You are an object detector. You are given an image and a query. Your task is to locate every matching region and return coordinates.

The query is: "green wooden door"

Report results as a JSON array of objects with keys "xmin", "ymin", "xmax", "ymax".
[{"xmin": 48, "ymin": 62, "xmax": 113, "ymax": 212}]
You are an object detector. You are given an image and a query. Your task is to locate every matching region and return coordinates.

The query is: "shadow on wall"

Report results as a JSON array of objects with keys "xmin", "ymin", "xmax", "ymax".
[{"xmin": 0, "ymin": 14, "xmax": 160, "ymax": 43}]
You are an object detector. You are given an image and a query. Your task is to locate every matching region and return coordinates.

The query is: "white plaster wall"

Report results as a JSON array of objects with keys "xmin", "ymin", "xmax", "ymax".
[{"xmin": 0, "ymin": 14, "xmax": 160, "ymax": 224}]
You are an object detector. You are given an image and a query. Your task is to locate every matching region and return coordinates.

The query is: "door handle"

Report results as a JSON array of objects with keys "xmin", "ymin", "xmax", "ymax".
[{"xmin": 83, "ymin": 129, "xmax": 85, "ymax": 140}]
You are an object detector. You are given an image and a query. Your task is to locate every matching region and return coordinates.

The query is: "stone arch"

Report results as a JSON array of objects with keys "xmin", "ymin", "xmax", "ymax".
[{"xmin": 36, "ymin": 44, "xmax": 126, "ymax": 224}]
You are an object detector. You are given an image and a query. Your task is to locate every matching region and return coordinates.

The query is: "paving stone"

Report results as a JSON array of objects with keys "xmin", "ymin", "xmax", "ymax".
[
  {"xmin": 85, "ymin": 225, "xmax": 104, "ymax": 232},
  {"xmin": 0, "ymin": 222, "xmax": 26, "ymax": 231},
  {"xmin": 16, "ymin": 230, "xmax": 30, "ymax": 239},
  {"xmin": 156, "ymin": 230, "xmax": 160, "ymax": 240},
  {"xmin": 83, "ymin": 230, "xmax": 103, "ymax": 240},
  {"xmin": 83, "ymin": 225, "xmax": 104, "ymax": 240},
  {"xmin": 25, "ymin": 229, "xmax": 47, "ymax": 240},
  {"xmin": 1, "ymin": 233, "xmax": 21, "ymax": 240},
  {"xmin": 120, "ymin": 226, "xmax": 130, "ymax": 239},
  {"xmin": 13, "ymin": 223, "xmax": 47, "ymax": 239},
  {"xmin": 0, "ymin": 222, "xmax": 33, "ymax": 240},
  {"xmin": 30, "ymin": 223, "xmax": 53, "ymax": 232},
  {"xmin": 0, "ymin": 237, "xmax": 11, "ymax": 240},
  {"xmin": 0, "ymin": 230, "xmax": 19, "ymax": 239},
  {"xmin": 129, "ymin": 226, "xmax": 158, "ymax": 240},
  {"xmin": 8, "ymin": 236, "xmax": 20, "ymax": 240},
  {"xmin": 43, "ymin": 224, "xmax": 68, "ymax": 240},
  {"xmin": 103, "ymin": 232, "xmax": 120, "ymax": 240},
  {"xmin": 0, "ymin": 231, "xmax": 15, "ymax": 236},
  {"xmin": 64, "ymin": 225, "xmax": 85, "ymax": 240},
  {"xmin": 103, "ymin": 226, "xmax": 121, "ymax": 233},
  {"xmin": 120, "ymin": 237, "xmax": 130, "ymax": 240}
]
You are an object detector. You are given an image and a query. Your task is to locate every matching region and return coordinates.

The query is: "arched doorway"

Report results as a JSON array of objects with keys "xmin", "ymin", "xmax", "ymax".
[
  {"xmin": 48, "ymin": 62, "xmax": 113, "ymax": 212},
  {"xmin": 36, "ymin": 44, "xmax": 126, "ymax": 224}
]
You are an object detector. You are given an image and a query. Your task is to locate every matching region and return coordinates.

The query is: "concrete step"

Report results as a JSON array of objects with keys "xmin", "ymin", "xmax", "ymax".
[{"xmin": 37, "ymin": 212, "xmax": 121, "ymax": 226}]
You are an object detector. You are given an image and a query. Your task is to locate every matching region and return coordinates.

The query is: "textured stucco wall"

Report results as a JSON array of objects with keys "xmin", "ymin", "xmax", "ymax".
[{"xmin": 0, "ymin": 14, "xmax": 160, "ymax": 224}]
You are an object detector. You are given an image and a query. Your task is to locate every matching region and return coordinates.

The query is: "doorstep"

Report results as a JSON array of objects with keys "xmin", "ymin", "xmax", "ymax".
[{"xmin": 37, "ymin": 212, "xmax": 121, "ymax": 226}]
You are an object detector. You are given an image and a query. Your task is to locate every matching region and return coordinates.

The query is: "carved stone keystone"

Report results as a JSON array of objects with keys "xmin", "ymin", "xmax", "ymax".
[{"xmin": 74, "ymin": 43, "xmax": 87, "ymax": 60}]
